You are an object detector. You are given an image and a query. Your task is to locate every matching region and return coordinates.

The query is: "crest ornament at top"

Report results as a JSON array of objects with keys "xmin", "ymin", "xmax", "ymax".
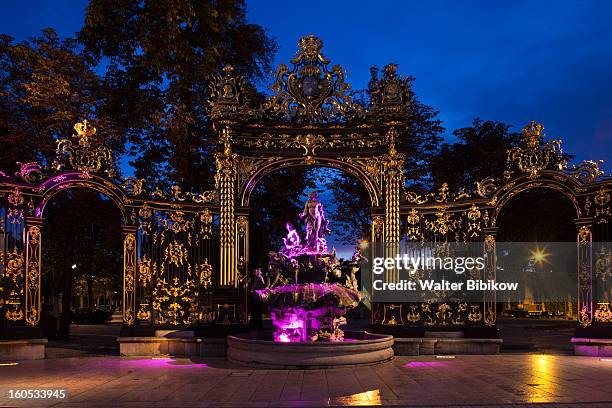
[
  {"xmin": 297, "ymin": 34, "xmax": 325, "ymax": 63},
  {"xmin": 208, "ymin": 65, "xmax": 251, "ymax": 121},
  {"xmin": 54, "ymin": 120, "xmax": 115, "ymax": 176},
  {"xmin": 263, "ymin": 34, "xmax": 362, "ymax": 123},
  {"xmin": 368, "ymin": 63, "xmax": 412, "ymax": 117},
  {"xmin": 74, "ymin": 119, "xmax": 96, "ymax": 146},
  {"xmin": 505, "ymin": 121, "xmax": 566, "ymax": 179}
]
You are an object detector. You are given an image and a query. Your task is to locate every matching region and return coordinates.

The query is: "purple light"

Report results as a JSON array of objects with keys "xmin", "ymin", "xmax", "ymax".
[
  {"xmin": 403, "ymin": 361, "xmax": 449, "ymax": 368},
  {"xmin": 257, "ymin": 194, "xmax": 361, "ymax": 343},
  {"xmin": 124, "ymin": 358, "xmax": 209, "ymax": 368}
]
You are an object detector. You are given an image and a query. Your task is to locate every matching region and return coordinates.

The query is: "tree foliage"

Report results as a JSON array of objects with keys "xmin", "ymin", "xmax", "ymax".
[
  {"xmin": 0, "ymin": 29, "xmax": 124, "ymax": 174},
  {"xmin": 327, "ymin": 73, "xmax": 444, "ymax": 244},
  {"xmin": 42, "ymin": 189, "xmax": 122, "ymax": 336},
  {"xmin": 78, "ymin": 0, "xmax": 277, "ymax": 190},
  {"xmin": 430, "ymin": 119, "xmax": 522, "ymax": 192}
]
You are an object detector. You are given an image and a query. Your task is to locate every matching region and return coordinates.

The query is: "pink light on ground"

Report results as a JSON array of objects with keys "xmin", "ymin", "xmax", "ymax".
[
  {"xmin": 403, "ymin": 361, "xmax": 450, "ymax": 368},
  {"xmin": 126, "ymin": 358, "xmax": 209, "ymax": 368}
]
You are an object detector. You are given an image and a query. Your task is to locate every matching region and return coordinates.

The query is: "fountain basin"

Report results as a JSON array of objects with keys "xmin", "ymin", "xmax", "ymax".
[{"xmin": 227, "ymin": 331, "xmax": 394, "ymax": 368}]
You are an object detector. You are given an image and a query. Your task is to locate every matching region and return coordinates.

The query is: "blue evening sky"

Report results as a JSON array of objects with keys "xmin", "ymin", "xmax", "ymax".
[{"xmin": 2, "ymin": 0, "xmax": 612, "ymax": 168}]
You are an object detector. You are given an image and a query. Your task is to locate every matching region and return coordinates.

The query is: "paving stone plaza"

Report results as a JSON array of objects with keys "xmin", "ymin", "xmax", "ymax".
[{"xmin": 2, "ymin": 354, "xmax": 612, "ymax": 407}]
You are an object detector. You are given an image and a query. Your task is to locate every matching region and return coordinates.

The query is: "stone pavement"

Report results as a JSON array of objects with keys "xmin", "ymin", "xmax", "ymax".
[{"xmin": 1, "ymin": 354, "xmax": 612, "ymax": 407}]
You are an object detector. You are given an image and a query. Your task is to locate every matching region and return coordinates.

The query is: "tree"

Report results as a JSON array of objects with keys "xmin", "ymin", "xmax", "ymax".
[
  {"xmin": 43, "ymin": 189, "xmax": 122, "ymax": 338},
  {"xmin": 429, "ymin": 119, "xmax": 522, "ymax": 192},
  {"xmin": 327, "ymin": 70, "xmax": 444, "ymax": 244},
  {"xmin": 249, "ymin": 168, "xmax": 317, "ymax": 268},
  {"xmin": 78, "ymin": 0, "xmax": 277, "ymax": 191},
  {"xmin": 323, "ymin": 170, "xmax": 371, "ymax": 246},
  {"xmin": 430, "ymin": 118, "xmax": 577, "ymax": 242},
  {"xmin": 0, "ymin": 29, "xmax": 124, "ymax": 174}
]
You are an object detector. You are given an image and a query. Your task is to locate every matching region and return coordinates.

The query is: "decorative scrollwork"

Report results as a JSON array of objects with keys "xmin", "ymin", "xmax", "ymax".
[
  {"xmin": 595, "ymin": 302, "xmax": 612, "ymax": 323},
  {"xmin": 475, "ymin": 177, "xmax": 497, "ymax": 198},
  {"xmin": 138, "ymin": 255, "xmax": 153, "ymax": 288},
  {"xmin": 291, "ymin": 134, "xmax": 326, "ymax": 164},
  {"xmin": 6, "ymin": 247, "xmax": 24, "ymax": 282},
  {"xmin": 594, "ymin": 246, "xmax": 611, "ymax": 282},
  {"xmin": 164, "ymin": 240, "xmax": 188, "ymax": 267},
  {"xmin": 425, "ymin": 211, "xmax": 460, "ymax": 236},
  {"xmin": 579, "ymin": 305, "xmax": 592, "ymax": 327},
  {"xmin": 55, "ymin": 120, "xmax": 115, "ymax": 176},
  {"xmin": 196, "ymin": 259, "xmax": 213, "ymax": 288},
  {"xmin": 152, "ymin": 277, "xmax": 196, "ymax": 325},
  {"xmin": 405, "ymin": 209, "xmax": 423, "ymax": 241},
  {"xmin": 15, "ymin": 162, "xmax": 43, "ymax": 183},
  {"xmin": 594, "ymin": 187, "xmax": 610, "ymax": 223},
  {"xmin": 466, "ymin": 205, "xmax": 482, "ymax": 238},
  {"xmin": 567, "ymin": 160, "xmax": 604, "ymax": 183},
  {"xmin": 578, "ymin": 225, "xmax": 591, "ymax": 243},
  {"xmin": 403, "ymin": 182, "xmax": 477, "ymax": 205},
  {"xmin": 120, "ymin": 177, "xmax": 145, "ymax": 196},
  {"xmin": 8, "ymin": 187, "xmax": 24, "ymax": 207},
  {"xmin": 505, "ymin": 121, "xmax": 566, "ymax": 179},
  {"xmin": 368, "ymin": 63, "xmax": 412, "ymax": 117},
  {"xmin": 199, "ymin": 208, "xmax": 213, "ymax": 239},
  {"xmin": 208, "ymin": 65, "xmax": 252, "ymax": 121},
  {"xmin": 372, "ymin": 216, "xmax": 384, "ymax": 240},
  {"xmin": 262, "ymin": 34, "xmax": 363, "ymax": 123},
  {"xmin": 468, "ymin": 304, "xmax": 482, "ymax": 322},
  {"xmin": 236, "ymin": 216, "xmax": 248, "ymax": 237}
]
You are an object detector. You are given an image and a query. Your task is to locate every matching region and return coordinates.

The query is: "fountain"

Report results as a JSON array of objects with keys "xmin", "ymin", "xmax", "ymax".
[{"xmin": 227, "ymin": 192, "xmax": 394, "ymax": 368}]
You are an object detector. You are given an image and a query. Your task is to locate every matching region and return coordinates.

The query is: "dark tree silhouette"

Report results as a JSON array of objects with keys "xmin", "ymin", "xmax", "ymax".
[{"xmin": 78, "ymin": 0, "xmax": 277, "ymax": 191}]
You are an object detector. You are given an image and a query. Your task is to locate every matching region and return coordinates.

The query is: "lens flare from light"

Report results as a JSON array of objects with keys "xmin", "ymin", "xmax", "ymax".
[{"xmin": 530, "ymin": 246, "xmax": 550, "ymax": 266}]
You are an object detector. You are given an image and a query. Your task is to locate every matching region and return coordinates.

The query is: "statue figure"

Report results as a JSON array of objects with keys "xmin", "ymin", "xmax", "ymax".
[
  {"xmin": 299, "ymin": 191, "xmax": 330, "ymax": 252},
  {"xmin": 346, "ymin": 246, "xmax": 367, "ymax": 295},
  {"xmin": 282, "ymin": 222, "xmax": 301, "ymax": 250}
]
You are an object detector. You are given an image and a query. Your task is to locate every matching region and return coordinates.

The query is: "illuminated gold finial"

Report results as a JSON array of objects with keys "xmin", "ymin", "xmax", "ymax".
[
  {"xmin": 73, "ymin": 120, "xmax": 96, "ymax": 147},
  {"xmin": 222, "ymin": 65, "xmax": 234, "ymax": 75},
  {"xmin": 298, "ymin": 34, "xmax": 323, "ymax": 61},
  {"xmin": 522, "ymin": 120, "xmax": 544, "ymax": 148},
  {"xmin": 383, "ymin": 63, "xmax": 398, "ymax": 78}
]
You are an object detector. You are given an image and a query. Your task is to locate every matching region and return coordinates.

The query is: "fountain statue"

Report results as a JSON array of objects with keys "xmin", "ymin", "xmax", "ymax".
[
  {"xmin": 227, "ymin": 193, "xmax": 393, "ymax": 368},
  {"xmin": 255, "ymin": 192, "xmax": 362, "ymax": 342}
]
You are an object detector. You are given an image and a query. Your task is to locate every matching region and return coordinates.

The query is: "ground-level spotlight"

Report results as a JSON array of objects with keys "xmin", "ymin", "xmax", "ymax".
[
  {"xmin": 436, "ymin": 355, "xmax": 456, "ymax": 359},
  {"xmin": 0, "ymin": 362, "xmax": 19, "ymax": 366}
]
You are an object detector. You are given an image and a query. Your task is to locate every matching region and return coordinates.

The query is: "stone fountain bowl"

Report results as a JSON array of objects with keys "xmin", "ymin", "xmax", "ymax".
[{"xmin": 227, "ymin": 331, "xmax": 394, "ymax": 369}]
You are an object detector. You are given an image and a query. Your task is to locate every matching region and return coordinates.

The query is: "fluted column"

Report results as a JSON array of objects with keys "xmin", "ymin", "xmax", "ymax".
[
  {"xmin": 383, "ymin": 129, "xmax": 403, "ymax": 284},
  {"xmin": 216, "ymin": 127, "xmax": 238, "ymax": 286}
]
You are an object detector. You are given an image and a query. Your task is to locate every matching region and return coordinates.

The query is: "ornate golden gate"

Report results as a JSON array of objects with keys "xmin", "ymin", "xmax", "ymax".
[
  {"xmin": 207, "ymin": 35, "xmax": 411, "ymax": 323},
  {"xmin": 1, "ymin": 35, "xmax": 611, "ymax": 341},
  {"xmin": 206, "ymin": 34, "xmax": 612, "ymax": 336},
  {"xmin": 0, "ymin": 120, "xmax": 220, "ymax": 337},
  {"xmin": 390, "ymin": 121, "xmax": 612, "ymax": 334}
]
